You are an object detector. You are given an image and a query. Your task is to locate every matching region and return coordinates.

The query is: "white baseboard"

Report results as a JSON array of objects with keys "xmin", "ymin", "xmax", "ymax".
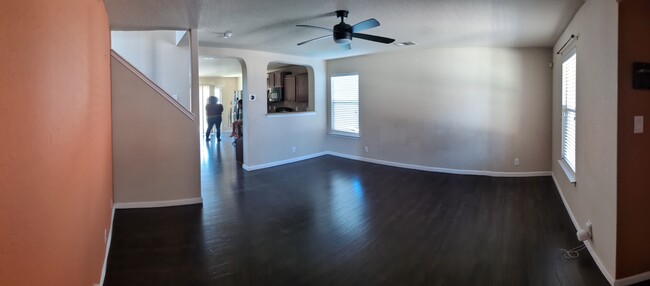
[
  {"xmin": 615, "ymin": 271, "xmax": 650, "ymax": 286},
  {"xmin": 114, "ymin": 197, "xmax": 203, "ymax": 209},
  {"xmin": 551, "ymin": 174, "xmax": 616, "ymax": 285},
  {"xmin": 99, "ymin": 205, "xmax": 115, "ymax": 286},
  {"xmin": 242, "ymin": 152, "xmax": 328, "ymax": 171},
  {"xmin": 242, "ymin": 151, "xmax": 550, "ymax": 177},
  {"xmin": 327, "ymin": 152, "xmax": 551, "ymax": 177}
]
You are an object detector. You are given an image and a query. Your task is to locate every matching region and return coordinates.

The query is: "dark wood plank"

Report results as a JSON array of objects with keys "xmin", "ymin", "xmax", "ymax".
[{"xmin": 105, "ymin": 140, "xmax": 613, "ymax": 286}]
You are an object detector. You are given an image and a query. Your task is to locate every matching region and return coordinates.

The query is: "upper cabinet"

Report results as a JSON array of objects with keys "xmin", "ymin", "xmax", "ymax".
[
  {"xmin": 268, "ymin": 71, "xmax": 290, "ymax": 87},
  {"xmin": 284, "ymin": 75, "xmax": 296, "ymax": 102},
  {"xmin": 296, "ymin": 74, "xmax": 308, "ymax": 103},
  {"xmin": 282, "ymin": 74, "xmax": 308, "ymax": 103}
]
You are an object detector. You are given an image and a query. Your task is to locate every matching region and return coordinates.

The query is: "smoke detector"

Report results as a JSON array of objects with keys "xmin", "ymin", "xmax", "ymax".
[{"xmin": 217, "ymin": 31, "xmax": 233, "ymax": 39}]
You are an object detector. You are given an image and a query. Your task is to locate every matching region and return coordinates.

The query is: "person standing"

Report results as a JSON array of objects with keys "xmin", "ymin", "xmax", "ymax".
[{"xmin": 205, "ymin": 96, "xmax": 224, "ymax": 142}]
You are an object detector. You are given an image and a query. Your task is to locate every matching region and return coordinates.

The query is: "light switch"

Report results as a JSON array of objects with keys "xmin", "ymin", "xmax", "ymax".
[{"xmin": 634, "ymin": 116, "xmax": 644, "ymax": 134}]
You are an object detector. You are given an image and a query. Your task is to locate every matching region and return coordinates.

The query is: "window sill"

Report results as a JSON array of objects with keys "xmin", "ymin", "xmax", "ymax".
[
  {"xmin": 266, "ymin": 111, "xmax": 316, "ymax": 118},
  {"xmin": 329, "ymin": 131, "xmax": 360, "ymax": 139},
  {"xmin": 558, "ymin": 159, "xmax": 576, "ymax": 185}
]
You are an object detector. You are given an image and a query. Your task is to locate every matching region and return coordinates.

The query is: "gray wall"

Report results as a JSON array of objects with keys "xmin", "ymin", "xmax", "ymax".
[
  {"xmin": 551, "ymin": 0, "xmax": 618, "ymax": 280},
  {"xmin": 111, "ymin": 55, "xmax": 201, "ymax": 204},
  {"xmin": 326, "ymin": 47, "xmax": 552, "ymax": 174}
]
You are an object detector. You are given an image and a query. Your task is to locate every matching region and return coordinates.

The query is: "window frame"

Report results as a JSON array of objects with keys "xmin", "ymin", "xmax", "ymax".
[
  {"xmin": 559, "ymin": 47, "xmax": 577, "ymax": 184},
  {"xmin": 329, "ymin": 73, "xmax": 360, "ymax": 138}
]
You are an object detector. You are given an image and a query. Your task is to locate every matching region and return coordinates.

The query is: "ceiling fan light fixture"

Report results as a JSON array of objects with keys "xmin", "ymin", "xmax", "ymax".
[
  {"xmin": 334, "ymin": 38, "xmax": 351, "ymax": 45},
  {"xmin": 394, "ymin": 41, "xmax": 416, "ymax": 46}
]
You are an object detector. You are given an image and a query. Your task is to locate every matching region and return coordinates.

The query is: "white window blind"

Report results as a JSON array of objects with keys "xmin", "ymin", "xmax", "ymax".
[
  {"xmin": 331, "ymin": 74, "xmax": 359, "ymax": 135},
  {"xmin": 199, "ymin": 85, "xmax": 211, "ymax": 136},
  {"xmin": 561, "ymin": 49, "xmax": 577, "ymax": 172},
  {"xmin": 214, "ymin": 87, "xmax": 222, "ymax": 103},
  {"xmin": 200, "ymin": 85, "xmax": 211, "ymax": 99}
]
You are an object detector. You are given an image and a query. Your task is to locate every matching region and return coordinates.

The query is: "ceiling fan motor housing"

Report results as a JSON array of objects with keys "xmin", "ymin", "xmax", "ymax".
[{"xmin": 333, "ymin": 23, "xmax": 352, "ymax": 44}]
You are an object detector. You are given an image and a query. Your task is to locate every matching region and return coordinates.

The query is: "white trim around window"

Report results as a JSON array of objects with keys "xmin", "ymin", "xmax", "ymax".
[
  {"xmin": 330, "ymin": 73, "xmax": 360, "ymax": 137},
  {"xmin": 560, "ymin": 47, "xmax": 577, "ymax": 184}
]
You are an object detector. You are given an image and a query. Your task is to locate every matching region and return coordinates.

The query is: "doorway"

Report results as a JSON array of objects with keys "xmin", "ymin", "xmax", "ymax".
[{"xmin": 198, "ymin": 56, "xmax": 244, "ymax": 201}]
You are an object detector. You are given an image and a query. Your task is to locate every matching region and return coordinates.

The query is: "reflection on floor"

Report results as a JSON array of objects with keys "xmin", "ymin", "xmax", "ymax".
[
  {"xmin": 105, "ymin": 143, "xmax": 613, "ymax": 286},
  {"xmin": 201, "ymin": 134, "xmax": 243, "ymax": 204}
]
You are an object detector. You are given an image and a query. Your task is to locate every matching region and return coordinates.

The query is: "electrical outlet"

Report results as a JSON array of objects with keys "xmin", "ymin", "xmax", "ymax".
[
  {"xmin": 514, "ymin": 158, "xmax": 520, "ymax": 166},
  {"xmin": 364, "ymin": 146, "xmax": 369, "ymax": 153},
  {"xmin": 291, "ymin": 146, "xmax": 296, "ymax": 153},
  {"xmin": 634, "ymin": 116, "xmax": 644, "ymax": 134}
]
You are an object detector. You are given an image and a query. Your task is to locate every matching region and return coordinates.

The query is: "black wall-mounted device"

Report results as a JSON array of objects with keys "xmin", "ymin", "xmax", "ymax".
[{"xmin": 633, "ymin": 62, "xmax": 650, "ymax": 90}]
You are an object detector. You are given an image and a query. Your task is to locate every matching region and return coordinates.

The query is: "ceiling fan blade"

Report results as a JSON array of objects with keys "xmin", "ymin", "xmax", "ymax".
[
  {"xmin": 352, "ymin": 18, "xmax": 380, "ymax": 32},
  {"xmin": 297, "ymin": 35, "xmax": 333, "ymax": 46},
  {"xmin": 340, "ymin": 43, "xmax": 351, "ymax": 50},
  {"xmin": 352, "ymin": 33, "xmax": 395, "ymax": 44},
  {"xmin": 296, "ymin": 24, "xmax": 332, "ymax": 32}
]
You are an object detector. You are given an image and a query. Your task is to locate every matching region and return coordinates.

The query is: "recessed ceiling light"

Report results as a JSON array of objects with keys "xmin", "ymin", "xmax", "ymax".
[{"xmin": 394, "ymin": 41, "xmax": 416, "ymax": 46}]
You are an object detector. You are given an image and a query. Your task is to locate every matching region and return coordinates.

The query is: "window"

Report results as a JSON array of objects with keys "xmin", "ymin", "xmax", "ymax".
[
  {"xmin": 200, "ymin": 85, "xmax": 211, "ymax": 100},
  {"xmin": 561, "ymin": 49, "xmax": 577, "ymax": 178},
  {"xmin": 330, "ymin": 74, "xmax": 359, "ymax": 136},
  {"xmin": 214, "ymin": 87, "xmax": 222, "ymax": 103}
]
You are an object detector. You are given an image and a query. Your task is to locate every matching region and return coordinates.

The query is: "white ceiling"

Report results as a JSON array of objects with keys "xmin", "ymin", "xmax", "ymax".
[
  {"xmin": 198, "ymin": 58, "xmax": 304, "ymax": 77},
  {"xmin": 105, "ymin": 0, "xmax": 584, "ymax": 60},
  {"xmin": 199, "ymin": 57, "xmax": 242, "ymax": 77}
]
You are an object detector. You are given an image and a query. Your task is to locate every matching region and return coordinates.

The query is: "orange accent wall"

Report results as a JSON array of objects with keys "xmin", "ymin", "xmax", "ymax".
[
  {"xmin": 617, "ymin": 0, "xmax": 650, "ymax": 279},
  {"xmin": 0, "ymin": 0, "xmax": 113, "ymax": 285}
]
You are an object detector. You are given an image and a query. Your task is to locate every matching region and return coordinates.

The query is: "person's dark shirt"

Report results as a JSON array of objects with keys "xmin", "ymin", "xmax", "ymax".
[{"xmin": 206, "ymin": 103, "xmax": 223, "ymax": 117}]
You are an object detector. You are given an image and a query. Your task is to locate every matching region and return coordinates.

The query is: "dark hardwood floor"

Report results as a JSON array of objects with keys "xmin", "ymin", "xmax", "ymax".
[{"xmin": 105, "ymin": 138, "xmax": 612, "ymax": 286}]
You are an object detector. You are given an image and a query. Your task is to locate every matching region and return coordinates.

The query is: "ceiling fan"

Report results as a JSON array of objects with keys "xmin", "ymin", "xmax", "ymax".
[{"xmin": 296, "ymin": 10, "xmax": 395, "ymax": 50}]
